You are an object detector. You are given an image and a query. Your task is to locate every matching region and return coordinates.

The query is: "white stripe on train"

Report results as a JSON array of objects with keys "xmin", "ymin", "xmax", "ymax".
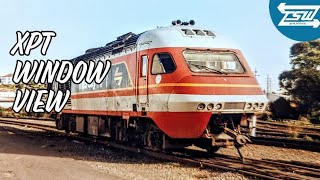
[{"xmin": 71, "ymin": 94, "xmax": 268, "ymax": 112}]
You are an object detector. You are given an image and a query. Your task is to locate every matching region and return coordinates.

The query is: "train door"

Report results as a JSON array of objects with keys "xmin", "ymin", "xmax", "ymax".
[{"xmin": 136, "ymin": 43, "xmax": 150, "ymax": 111}]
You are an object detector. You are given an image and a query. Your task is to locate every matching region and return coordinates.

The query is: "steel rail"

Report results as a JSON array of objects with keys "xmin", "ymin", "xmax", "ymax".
[{"xmin": 0, "ymin": 118, "xmax": 319, "ymax": 180}]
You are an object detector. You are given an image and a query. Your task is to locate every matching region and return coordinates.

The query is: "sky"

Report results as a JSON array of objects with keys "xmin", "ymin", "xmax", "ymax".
[{"xmin": 0, "ymin": 0, "xmax": 296, "ymax": 91}]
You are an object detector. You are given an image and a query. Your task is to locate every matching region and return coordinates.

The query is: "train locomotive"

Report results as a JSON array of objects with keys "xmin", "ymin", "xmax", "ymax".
[{"xmin": 51, "ymin": 20, "xmax": 268, "ymax": 155}]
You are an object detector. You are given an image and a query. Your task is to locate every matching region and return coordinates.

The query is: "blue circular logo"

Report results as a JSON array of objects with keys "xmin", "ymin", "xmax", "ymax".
[{"xmin": 269, "ymin": 0, "xmax": 320, "ymax": 41}]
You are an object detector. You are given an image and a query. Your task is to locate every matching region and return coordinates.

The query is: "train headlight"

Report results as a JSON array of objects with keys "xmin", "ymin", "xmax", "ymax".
[
  {"xmin": 253, "ymin": 103, "xmax": 259, "ymax": 109},
  {"xmin": 245, "ymin": 103, "xmax": 252, "ymax": 109},
  {"xmin": 207, "ymin": 103, "xmax": 214, "ymax": 110},
  {"xmin": 197, "ymin": 103, "xmax": 206, "ymax": 110},
  {"xmin": 215, "ymin": 103, "xmax": 222, "ymax": 110}
]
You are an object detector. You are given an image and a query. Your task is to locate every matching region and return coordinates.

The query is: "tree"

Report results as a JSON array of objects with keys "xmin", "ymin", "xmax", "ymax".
[{"xmin": 279, "ymin": 40, "xmax": 320, "ymax": 114}]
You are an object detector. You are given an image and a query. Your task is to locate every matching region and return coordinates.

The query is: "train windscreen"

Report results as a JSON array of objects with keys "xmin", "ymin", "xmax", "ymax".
[{"xmin": 183, "ymin": 50, "xmax": 245, "ymax": 74}]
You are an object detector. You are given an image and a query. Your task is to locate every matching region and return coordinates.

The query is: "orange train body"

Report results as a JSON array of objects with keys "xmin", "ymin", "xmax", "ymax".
[{"xmin": 53, "ymin": 23, "xmax": 268, "ymax": 149}]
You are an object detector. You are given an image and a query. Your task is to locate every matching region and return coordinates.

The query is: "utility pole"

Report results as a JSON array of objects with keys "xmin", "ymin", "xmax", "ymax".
[
  {"xmin": 254, "ymin": 67, "xmax": 260, "ymax": 77},
  {"xmin": 266, "ymin": 74, "xmax": 272, "ymax": 98}
]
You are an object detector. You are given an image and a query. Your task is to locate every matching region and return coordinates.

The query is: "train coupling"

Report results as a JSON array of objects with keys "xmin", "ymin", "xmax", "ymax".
[
  {"xmin": 208, "ymin": 127, "xmax": 251, "ymax": 161},
  {"xmin": 223, "ymin": 127, "xmax": 251, "ymax": 161},
  {"xmin": 210, "ymin": 127, "xmax": 251, "ymax": 147},
  {"xmin": 223, "ymin": 127, "xmax": 251, "ymax": 147}
]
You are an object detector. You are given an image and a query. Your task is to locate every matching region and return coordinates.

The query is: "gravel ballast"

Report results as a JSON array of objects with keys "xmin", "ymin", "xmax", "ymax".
[{"xmin": 1, "ymin": 122, "xmax": 320, "ymax": 179}]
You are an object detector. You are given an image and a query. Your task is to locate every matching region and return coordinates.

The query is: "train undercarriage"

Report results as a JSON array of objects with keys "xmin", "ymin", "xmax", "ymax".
[{"xmin": 55, "ymin": 113, "xmax": 252, "ymax": 158}]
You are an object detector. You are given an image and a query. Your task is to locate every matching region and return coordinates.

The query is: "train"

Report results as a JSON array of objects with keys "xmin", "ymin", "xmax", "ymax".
[{"xmin": 50, "ymin": 20, "xmax": 268, "ymax": 155}]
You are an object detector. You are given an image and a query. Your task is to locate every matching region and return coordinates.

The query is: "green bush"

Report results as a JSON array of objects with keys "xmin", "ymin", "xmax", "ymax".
[
  {"xmin": 310, "ymin": 111, "xmax": 320, "ymax": 124},
  {"xmin": 0, "ymin": 107, "xmax": 6, "ymax": 113},
  {"xmin": 269, "ymin": 98, "xmax": 299, "ymax": 119},
  {"xmin": 303, "ymin": 135, "xmax": 313, "ymax": 141}
]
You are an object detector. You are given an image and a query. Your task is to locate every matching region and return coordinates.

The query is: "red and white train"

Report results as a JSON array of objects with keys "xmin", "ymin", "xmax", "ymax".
[{"xmin": 52, "ymin": 20, "xmax": 268, "ymax": 153}]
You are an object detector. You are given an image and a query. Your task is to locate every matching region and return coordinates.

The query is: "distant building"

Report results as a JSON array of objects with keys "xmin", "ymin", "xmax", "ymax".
[
  {"xmin": 0, "ymin": 74, "xmax": 14, "ymax": 85},
  {"xmin": 267, "ymin": 93, "xmax": 290, "ymax": 102},
  {"xmin": 267, "ymin": 88, "xmax": 290, "ymax": 102}
]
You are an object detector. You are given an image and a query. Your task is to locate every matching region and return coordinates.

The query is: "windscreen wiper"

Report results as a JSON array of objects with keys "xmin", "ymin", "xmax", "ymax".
[{"xmin": 189, "ymin": 63, "xmax": 223, "ymax": 74}]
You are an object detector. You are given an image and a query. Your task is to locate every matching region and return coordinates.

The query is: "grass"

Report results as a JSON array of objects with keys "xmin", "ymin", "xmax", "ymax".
[
  {"xmin": 286, "ymin": 126, "xmax": 301, "ymax": 139},
  {"xmin": 0, "ymin": 83, "xmax": 48, "ymax": 118},
  {"xmin": 0, "ymin": 83, "xmax": 46, "ymax": 92},
  {"xmin": 0, "ymin": 84, "xmax": 17, "ymax": 92},
  {"xmin": 303, "ymin": 135, "xmax": 313, "ymax": 141},
  {"xmin": 0, "ymin": 107, "xmax": 50, "ymax": 119}
]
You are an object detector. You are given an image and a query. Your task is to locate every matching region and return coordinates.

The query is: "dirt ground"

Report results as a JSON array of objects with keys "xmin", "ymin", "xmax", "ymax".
[
  {"xmin": 0, "ymin": 123, "xmax": 247, "ymax": 180},
  {"xmin": 1, "ymin": 122, "xmax": 319, "ymax": 180},
  {"xmin": 0, "ymin": 125, "xmax": 120, "ymax": 180}
]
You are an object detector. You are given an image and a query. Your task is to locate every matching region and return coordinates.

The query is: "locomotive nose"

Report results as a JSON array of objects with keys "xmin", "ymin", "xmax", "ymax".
[{"xmin": 167, "ymin": 75, "xmax": 268, "ymax": 113}]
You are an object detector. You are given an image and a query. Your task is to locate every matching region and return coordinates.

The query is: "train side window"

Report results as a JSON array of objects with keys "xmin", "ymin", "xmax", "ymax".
[
  {"xmin": 151, "ymin": 53, "xmax": 176, "ymax": 74},
  {"xmin": 141, "ymin": 55, "xmax": 148, "ymax": 77}
]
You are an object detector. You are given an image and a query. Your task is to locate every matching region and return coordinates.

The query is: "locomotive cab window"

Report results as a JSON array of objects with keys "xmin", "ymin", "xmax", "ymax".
[
  {"xmin": 183, "ymin": 50, "xmax": 245, "ymax": 74},
  {"xmin": 141, "ymin": 55, "xmax": 148, "ymax": 77},
  {"xmin": 151, "ymin": 53, "xmax": 176, "ymax": 74}
]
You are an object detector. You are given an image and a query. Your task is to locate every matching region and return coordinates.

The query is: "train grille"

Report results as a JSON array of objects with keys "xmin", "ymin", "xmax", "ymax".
[
  {"xmin": 59, "ymin": 80, "xmax": 72, "ymax": 108},
  {"xmin": 223, "ymin": 102, "xmax": 245, "ymax": 110}
]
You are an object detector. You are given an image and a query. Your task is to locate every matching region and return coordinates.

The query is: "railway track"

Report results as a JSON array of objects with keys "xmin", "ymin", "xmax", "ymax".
[
  {"xmin": 240, "ymin": 129, "xmax": 320, "ymax": 152},
  {"xmin": 253, "ymin": 120, "xmax": 320, "ymax": 139},
  {"xmin": 249, "ymin": 135, "xmax": 320, "ymax": 152},
  {"xmin": 242, "ymin": 120, "xmax": 320, "ymax": 152},
  {"xmin": 0, "ymin": 118, "xmax": 56, "ymax": 130},
  {"xmin": 0, "ymin": 118, "xmax": 320, "ymax": 180}
]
